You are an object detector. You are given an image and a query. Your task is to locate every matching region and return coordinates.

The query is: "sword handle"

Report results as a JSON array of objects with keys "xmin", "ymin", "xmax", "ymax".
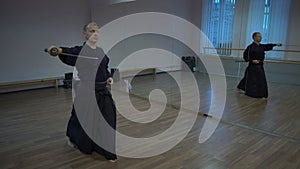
[{"xmin": 44, "ymin": 47, "xmax": 60, "ymax": 56}]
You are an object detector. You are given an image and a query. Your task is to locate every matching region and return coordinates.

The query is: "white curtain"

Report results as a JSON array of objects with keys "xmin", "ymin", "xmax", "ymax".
[
  {"xmin": 201, "ymin": 0, "xmax": 213, "ymax": 50},
  {"xmin": 268, "ymin": 0, "xmax": 291, "ymax": 59},
  {"xmin": 246, "ymin": 0, "xmax": 265, "ymax": 45},
  {"xmin": 246, "ymin": 0, "xmax": 291, "ymax": 60}
]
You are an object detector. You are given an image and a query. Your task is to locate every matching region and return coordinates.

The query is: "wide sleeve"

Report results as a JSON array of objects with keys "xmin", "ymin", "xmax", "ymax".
[
  {"xmin": 105, "ymin": 55, "xmax": 112, "ymax": 78},
  {"xmin": 262, "ymin": 43, "xmax": 276, "ymax": 51},
  {"xmin": 58, "ymin": 46, "xmax": 82, "ymax": 66},
  {"xmin": 243, "ymin": 45, "xmax": 251, "ymax": 62}
]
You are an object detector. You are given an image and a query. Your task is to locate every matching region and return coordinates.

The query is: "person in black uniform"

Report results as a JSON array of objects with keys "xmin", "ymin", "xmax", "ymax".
[
  {"xmin": 46, "ymin": 22, "xmax": 117, "ymax": 162},
  {"xmin": 237, "ymin": 32, "xmax": 282, "ymax": 99}
]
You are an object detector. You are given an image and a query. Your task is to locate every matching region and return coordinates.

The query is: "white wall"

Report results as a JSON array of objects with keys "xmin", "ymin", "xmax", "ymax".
[
  {"xmin": 190, "ymin": 0, "xmax": 202, "ymax": 29},
  {"xmin": 285, "ymin": 0, "xmax": 300, "ymax": 61},
  {"xmin": 0, "ymin": 0, "xmax": 91, "ymax": 83},
  {"xmin": 1, "ymin": 0, "xmax": 298, "ymax": 85},
  {"xmin": 91, "ymin": 0, "xmax": 195, "ymax": 71}
]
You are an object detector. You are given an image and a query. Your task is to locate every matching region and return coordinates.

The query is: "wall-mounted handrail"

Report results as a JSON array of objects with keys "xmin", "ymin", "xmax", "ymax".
[{"xmin": 203, "ymin": 47, "xmax": 300, "ymax": 53}]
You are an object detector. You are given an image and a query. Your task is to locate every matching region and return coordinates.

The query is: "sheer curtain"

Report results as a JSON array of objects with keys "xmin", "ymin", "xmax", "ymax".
[
  {"xmin": 246, "ymin": 0, "xmax": 265, "ymax": 45},
  {"xmin": 268, "ymin": 0, "xmax": 291, "ymax": 59},
  {"xmin": 201, "ymin": 0, "xmax": 213, "ymax": 49},
  {"xmin": 246, "ymin": 0, "xmax": 291, "ymax": 60}
]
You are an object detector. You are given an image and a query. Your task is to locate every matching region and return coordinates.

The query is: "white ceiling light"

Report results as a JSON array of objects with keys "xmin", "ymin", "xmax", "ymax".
[
  {"xmin": 109, "ymin": 0, "xmax": 136, "ymax": 4},
  {"xmin": 90, "ymin": 0, "xmax": 136, "ymax": 5}
]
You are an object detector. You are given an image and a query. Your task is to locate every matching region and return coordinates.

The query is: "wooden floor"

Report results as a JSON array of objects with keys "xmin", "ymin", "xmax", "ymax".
[{"xmin": 0, "ymin": 72, "xmax": 299, "ymax": 169}]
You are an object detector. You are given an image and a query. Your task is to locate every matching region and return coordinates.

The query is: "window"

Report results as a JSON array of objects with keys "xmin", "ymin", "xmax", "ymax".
[
  {"xmin": 202, "ymin": 0, "xmax": 236, "ymax": 55},
  {"xmin": 202, "ymin": 0, "xmax": 290, "ymax": 59},
  {"xmin": 262, "ymin": 0, "xmax": 271, "ymax": 43}
]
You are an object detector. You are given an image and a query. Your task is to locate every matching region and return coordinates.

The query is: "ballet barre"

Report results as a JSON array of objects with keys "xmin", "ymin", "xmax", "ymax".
[{"xmin": 203, "ymin": 47, "xmax": 300, "ymax": 53}]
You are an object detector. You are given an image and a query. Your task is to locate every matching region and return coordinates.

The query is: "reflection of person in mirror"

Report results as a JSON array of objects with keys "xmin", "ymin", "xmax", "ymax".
[
  {"xmin": 237, "ymin": 32, "xmax": 282, "ymax": 99},
  {"xmin": 46, "ymin": 22, "xmax": 117, "ymax": 162}
]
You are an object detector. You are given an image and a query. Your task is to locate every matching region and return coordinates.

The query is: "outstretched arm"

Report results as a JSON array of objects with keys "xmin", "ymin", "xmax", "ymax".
[
  {"xmin": 262, "ymin": 43, "xmax": 282, "ymax": 51},
  {"xmin": 46, "ymin": 46, "xmax": 82, "ymax": 66},
  {"xmin": 58, "ymin": 46, "xmax": 82, "ymax": 66}
]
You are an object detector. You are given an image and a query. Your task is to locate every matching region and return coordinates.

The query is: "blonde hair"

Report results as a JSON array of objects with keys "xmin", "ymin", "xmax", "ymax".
[{"xmin": 83, "ymin": 22, "xmax": 99, "ymax": 32}]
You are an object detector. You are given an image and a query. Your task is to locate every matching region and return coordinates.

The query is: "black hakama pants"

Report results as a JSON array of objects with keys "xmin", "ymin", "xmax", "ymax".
[
  {"xmin": 237, "ymin": 64, "xmax": 268, "ymax": 98},
  {"xmin": 66, "ymin": 87, "xmax": 117, "ymax": 160}
]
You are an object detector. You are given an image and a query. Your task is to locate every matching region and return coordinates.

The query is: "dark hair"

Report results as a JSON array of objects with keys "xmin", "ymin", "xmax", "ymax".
[{"xmin": 252, "ymin": 32, "xmax": 261, "ymax": 39}]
